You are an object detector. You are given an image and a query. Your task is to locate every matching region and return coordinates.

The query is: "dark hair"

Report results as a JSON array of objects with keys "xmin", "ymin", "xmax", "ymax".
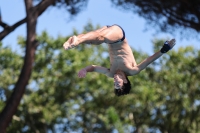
[{"xmin": 114, "ymin": 76, "xmax": 131, "ymax": 96}]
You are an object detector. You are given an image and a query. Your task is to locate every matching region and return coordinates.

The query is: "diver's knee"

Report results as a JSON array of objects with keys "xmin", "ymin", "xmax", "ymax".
[{"xmin": 96, "ymin": 35, "xmax": 105, "ymax": 42}]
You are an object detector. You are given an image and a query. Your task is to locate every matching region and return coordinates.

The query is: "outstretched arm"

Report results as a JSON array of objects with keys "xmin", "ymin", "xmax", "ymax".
[
  {"xmin": 130, "ymin": 51, "xmax": 163, "ymax": 75},
  {"xmin": 129, "ymin": 39, "xmax": 176, "ymax": 75},
  {"xmin": 78, "ymin": 65, "xmax": 112, "ymax": 78}
]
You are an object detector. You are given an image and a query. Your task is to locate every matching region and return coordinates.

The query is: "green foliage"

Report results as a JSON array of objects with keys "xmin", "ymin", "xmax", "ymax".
[
  {"xmin": 1, "ymin": 23, "xmax": 200, "ymax": 133},
  {"xmin": 0, "ymin": 43, "xmax": 23, "ymax": 108}
]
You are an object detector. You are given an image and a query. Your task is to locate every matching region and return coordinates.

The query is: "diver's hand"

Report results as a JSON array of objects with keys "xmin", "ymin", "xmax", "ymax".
[
  {"xmin": 160, "ymin": 39, "xmax": 176, "ymax": 53},
  {"xmin": 78, "ymin": 68, "xmax": 87, "ymax": 78}
]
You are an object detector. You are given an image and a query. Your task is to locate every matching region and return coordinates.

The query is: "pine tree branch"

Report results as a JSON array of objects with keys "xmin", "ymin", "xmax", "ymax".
[{"xmin": 0, "ymin": 17, "xmax": 27, "ymax": 41}]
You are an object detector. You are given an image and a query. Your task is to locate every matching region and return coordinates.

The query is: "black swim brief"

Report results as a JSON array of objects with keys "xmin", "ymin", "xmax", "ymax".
[{"xmin": 107, "ymin": 24, "xmax": 125, "ymax": 44}]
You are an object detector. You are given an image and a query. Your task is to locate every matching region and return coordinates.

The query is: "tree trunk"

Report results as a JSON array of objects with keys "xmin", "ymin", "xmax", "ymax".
[
  {"xmin": 0, "ymin": 0, "xmax": 55, "ymax": 132},
  {"xmin": 0, "ymin": 0, "xmax": 37, "ymax": 132}
]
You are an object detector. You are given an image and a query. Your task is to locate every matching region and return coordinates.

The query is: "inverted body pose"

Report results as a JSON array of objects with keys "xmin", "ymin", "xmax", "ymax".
[{"xmin": 63, "ymin": 24, "xmax": 176, "ymax": 96}]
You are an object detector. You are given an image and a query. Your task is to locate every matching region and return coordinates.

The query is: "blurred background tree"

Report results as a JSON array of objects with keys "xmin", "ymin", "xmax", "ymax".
[
  {"xmin": 0, "ymin": 0, "xmax": 89, "ymax": 132},
  {"xmin": 1, "ymin": 0, "xmax": 200, "ymax": 132},
  {"xmin": 110, "ymin": 0, "xmax": 200, "ymax": 39},
  {"xmin": 1, "ymin": 23, "xmax": 200, "ymax": 132}
]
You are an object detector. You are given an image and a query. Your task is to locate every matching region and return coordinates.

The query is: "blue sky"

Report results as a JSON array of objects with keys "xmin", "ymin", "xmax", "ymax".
[{"xmin": 1, "ymin": 0, "xmax": 199, "ymax": 54}]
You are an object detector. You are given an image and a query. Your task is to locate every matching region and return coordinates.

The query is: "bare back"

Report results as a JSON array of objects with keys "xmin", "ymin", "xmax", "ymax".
[
  {"xmin": 97, "ymin": 25, "xmax": 137, "ymax": 77},
  {"xmin": 108, "ymin": 39, "xmax": 137, "ymax": 77}
]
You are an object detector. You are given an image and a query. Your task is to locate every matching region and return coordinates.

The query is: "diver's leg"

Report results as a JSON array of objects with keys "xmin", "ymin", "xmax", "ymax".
[{"xmin": 63, "ymin": 25, "xmax": 124, "ymax": 50}]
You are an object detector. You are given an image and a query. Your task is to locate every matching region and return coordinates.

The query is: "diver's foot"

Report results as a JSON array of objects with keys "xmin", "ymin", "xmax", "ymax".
[{"xmin": 63, "ymin": 36, "xmax": 78, "ymax": 50}]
